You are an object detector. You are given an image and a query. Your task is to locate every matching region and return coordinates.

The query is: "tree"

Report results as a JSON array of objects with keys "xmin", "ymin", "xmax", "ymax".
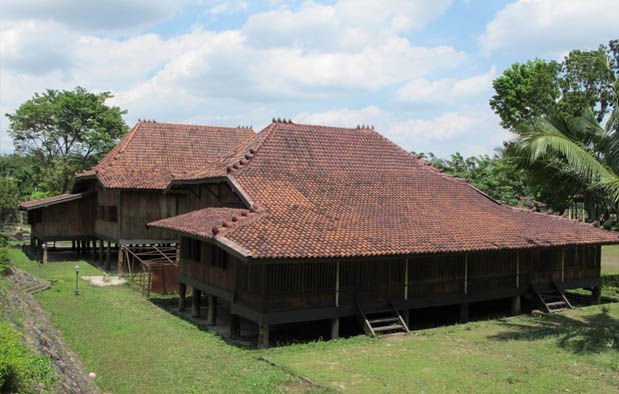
[
  {"xmin": 490, "ymin": 41, "xmax": 618, "ymax": 131},
  {"xmin": 515, "ymin": 107, "xmax": 619, "ymax": 223},
  {"xmin": 416, "ymin": 150, "xmax": 533, "ymax": 207},
  {"xmin": 5, "ymin": 87, "xmax": 128, "ymax": 194},
  {"xmin": 0, "ymin": 177, "xmax": 19, "ymax": 223}
]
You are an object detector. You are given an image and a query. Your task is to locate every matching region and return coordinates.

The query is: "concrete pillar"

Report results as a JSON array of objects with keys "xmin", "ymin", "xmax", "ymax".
[
  {"xmin": 592, "ymin": 286, "xmax": 602, "ymax": 305},
  {"xmin": 191, "ymin": 289, "xmax": 202, "ymax": 318},
  {"xmin": 230, "ymin": 314, "xmax": 241, "ymax": 339},
  {"xmin": 330, "ymin": 317, "xmax": 340, "ymax": 339},
  {"xmin": 105, "ymin": 242, "xmax": 111, "ymax": 270},
  {"xmin": 178, "ymin": 283, "xmax": 187, "ymax": 312},
  {"xmin": 99, "ymin": 240, "xmax": 104, "ymax": 266},
  {"xmin": 257, "ymin": 324, "xmax": 270, "ymax": 349},
  {"xmin": 511, "ymin": 295, "xmax": 521, "ymax": 316},
  {"xmin": 206, "ymin": 295, "xmax": 217, "ymax": 325},
  {"xmin": 459, "ymin": 302, "xmax": 469, "ymax": 324}
]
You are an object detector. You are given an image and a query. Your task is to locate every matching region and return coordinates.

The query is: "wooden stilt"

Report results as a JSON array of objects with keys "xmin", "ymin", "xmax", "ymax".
[
  {"xmin": 207, "ymin": 295, "xmax": 217, "ymax": 325},
  {"xmin": 330, "ymin": 317, "xmax": 340, "ymax": 339},
  {"xmin": 511, "ymin": 295, "xmax": 521, "ymax": 316},
  {"xmin": 257, "ymin": 324, "xmax": 270, "ymax": 349},
  {"xmin": 71, "ymin": 240, "xmax": 75, "ymax": 251},
  {"xmin": 192, "ymin": 289, "xmax": 202, "ymax": 318},
  {"xmin": 230, "ymin": 314, "xmax": 240, "ymax": 339},
  {"xmin": 99, "ymin": 240, "xmax": 104, "ymax": 266},
  {"xmin": 90, "ymin": 240, "xmax": 95, "ymax": 260},
  {"xmin": 30, "ymin": 237, "xmax": 35, "ymax": 253},
  {"xmin": 178, "ymin": 283, "xmax": 187, "ymax": 312},
  {"xmin": 402, "ymin": 309, "xmax": 410, "ymax": 327},
  {"xmin": 117, "ymin": 246, "xmax": 124, "ymax": 274},
  {"xmin": 459, "ymin": 302, "xmax": 469, "ymax": 324},
  {"xmin": 105, "ymin": 242, "xmax": 111, "ymax": 270},
  {"xmin": 592, "ymin": 286, "xmax": 601, "ymax": 305}
]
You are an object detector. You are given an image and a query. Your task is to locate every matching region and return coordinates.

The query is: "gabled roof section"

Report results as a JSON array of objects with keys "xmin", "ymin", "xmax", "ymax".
[
  {"xmin": 154, "ymin": 120, "xmax": 619, "ymax": 260},
  {"xmin": 75, "ymin": 121, "xmax": 255, "ymax": 190},
  {"xmin": 18, "ymin": 192, "xmax": 93, "ymax": 211}
]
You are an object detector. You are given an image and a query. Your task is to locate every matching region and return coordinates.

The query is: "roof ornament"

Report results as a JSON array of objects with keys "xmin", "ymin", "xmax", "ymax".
[{"xmin": 272, "ymin": 117, "xmax": 276, "ymax": 123}]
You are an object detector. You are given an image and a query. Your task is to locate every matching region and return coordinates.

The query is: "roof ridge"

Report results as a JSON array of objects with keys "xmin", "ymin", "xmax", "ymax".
[{"xmin": 223, "ymin": 122, "xmax": 279, "ymax": 177}]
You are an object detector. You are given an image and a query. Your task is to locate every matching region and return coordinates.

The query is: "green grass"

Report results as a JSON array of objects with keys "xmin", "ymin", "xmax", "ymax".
[
  {"xmin": 8, "ymin": 250, "xmax": 323, "ymax": 394},
  {"xmin": 602, "ymin": 245, "xmax": 619, "ymax": 274},
  {"xmin": 265, "ymin": 305, "xmax": 619, "ymax": 393},
  {"xmin": 8, "ymin": 248, "xmax": 619, "ymax": 393}
]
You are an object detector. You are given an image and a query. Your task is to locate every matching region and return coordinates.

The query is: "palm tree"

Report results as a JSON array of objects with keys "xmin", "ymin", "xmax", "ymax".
[{"xmin": 515, "ymin": 98, "xmax": 619, "ymax": 223}]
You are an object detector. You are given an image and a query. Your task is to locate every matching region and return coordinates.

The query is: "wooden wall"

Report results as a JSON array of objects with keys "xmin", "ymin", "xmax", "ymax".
[
  {"xmin": 95, "ymin": 185, "xmax": 120, "ymax": 239},
  {"xmin": 179, "ymin": 244, "xmax": 603, "ymax": 315},
  {"xmin": 31, "ymin": 195, "xmax": 96, "ymax": 239},
  {"xmin": 120, "ymin": 190, "xmax": 180, "ymax": 241},
  {"xmin": 180, "ymin": 182, "xmax": 243, "ymax": 213}
]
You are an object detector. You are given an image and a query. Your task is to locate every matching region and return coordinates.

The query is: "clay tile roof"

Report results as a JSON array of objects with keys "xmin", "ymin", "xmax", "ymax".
[
  {"xmin": 152, "ymin": 120, "xmax": 619, "ymax": 260},
  {"xmin": 75, "ymin": 121, "xmax": 255, "ymax": 190},
  {"xmin": 18, "ymin": 192, "xmax": 92, "ymax": 210},
  {"xmin": 149, "ymin": 207, "xmax": 253, "ymax": 240}
]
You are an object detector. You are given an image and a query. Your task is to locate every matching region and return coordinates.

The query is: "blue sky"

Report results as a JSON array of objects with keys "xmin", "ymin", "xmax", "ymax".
[{"xmin": 1, "ymin": 0, "xmax": 618, "ymax": 157}]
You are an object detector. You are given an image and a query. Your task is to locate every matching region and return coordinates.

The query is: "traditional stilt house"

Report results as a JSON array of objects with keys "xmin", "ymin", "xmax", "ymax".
[
  {"xmin": 150, "ymin": 119, "xmax": 619, "ymax": 348},
  {"xmin": 19, "ymin": 121, "xmax": 255, "ymax": 269}
]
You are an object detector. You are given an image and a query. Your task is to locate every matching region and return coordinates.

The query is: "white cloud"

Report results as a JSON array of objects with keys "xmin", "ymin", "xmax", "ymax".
[
  {"xmin": 396, "ymin": 66, "xmax": 496, "ymax": 105},
  {"xmin": 480, "ymin": 0, "xmax": 619, "ymax": 57},
  {"xmin": 243, "ymin": 0, "xmax": 453, "ymax": 50},
  {"xmin": 293, "ymin": 104, "xmax": 504, "ymax": 157},
  {"xmin": 0, "ymin": 0, "xmax": 183, "ymax": 33}
]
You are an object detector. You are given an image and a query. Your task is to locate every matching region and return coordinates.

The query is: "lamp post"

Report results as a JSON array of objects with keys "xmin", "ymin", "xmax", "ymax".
[{"xmin": 74, "ymin": 264, "xmax": 80, "ymax": 296}]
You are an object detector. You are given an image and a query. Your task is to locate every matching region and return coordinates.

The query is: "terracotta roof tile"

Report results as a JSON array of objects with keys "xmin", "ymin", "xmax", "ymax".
[
  {"xmin": 19, "ymin": 193, "xmax": 91, "ymax": 210},
  {"xmin": 75, "ymin": 121, "xmax": 255, "ymax": 189},
  {"xmin": 151, "ymin": 120, "xmax": 619, "ymax": 259}
]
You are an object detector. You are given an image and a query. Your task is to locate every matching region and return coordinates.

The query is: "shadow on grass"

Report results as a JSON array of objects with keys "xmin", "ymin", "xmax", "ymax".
[{"xmin": 491, "ymin": 306, "xmax": 618, "ymax": 354}]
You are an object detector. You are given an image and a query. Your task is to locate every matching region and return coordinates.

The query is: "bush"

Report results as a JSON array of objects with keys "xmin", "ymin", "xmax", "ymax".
[
  {"xmin": 0, "ymin": 322, "xmax": 55, "ymax": 393},
  {"xmin": 0, "ymin": 248, "xmax": 11, "ymax": 276}
]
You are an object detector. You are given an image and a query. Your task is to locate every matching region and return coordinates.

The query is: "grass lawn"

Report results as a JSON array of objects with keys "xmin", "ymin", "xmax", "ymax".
[
  {"xmin": 602, "ymin": 245, "xmax": 619, "ymax": 274},
  {"xmin": 265, "ymin": 305, "xmax": 619, "ymax": 393},
  {"xmin": 7, "ymin": 248, "xmax": 619, "ymax": 393},
  {"xmin": 7, "ymin": 249, "xmax": 325, "ymax": 394}
]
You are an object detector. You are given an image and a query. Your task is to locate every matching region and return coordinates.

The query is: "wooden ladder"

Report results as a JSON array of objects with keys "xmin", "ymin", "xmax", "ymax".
[
  {"xmin": 357, "ymin": 300, "xmax": 410, "ymax": 337},
  {"xmin": 532, "ymin": 282, "xmax": 574, "ymax": 313}
]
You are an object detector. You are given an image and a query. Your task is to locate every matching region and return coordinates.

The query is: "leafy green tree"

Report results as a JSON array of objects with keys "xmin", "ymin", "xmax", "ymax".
[
  {"xmin": 0, "ymin": 177, "xmax": 19, "ymax": 223},
  {"xmin": 5, "ymin": 87, "xmax": 128, "ymax": 194},
  {"xmin": 515, "ymin": 107, "xmax": 619, "ymax": 223}
]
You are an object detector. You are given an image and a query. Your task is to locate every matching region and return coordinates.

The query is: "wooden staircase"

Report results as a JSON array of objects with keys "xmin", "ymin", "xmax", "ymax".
[
  {"xmin": 531, "ymin": 282, "xmax": 574, "ymax": 313},
  {"xmin": 357, "ymin": 301, "xmax": 410, "ymax": 337}
]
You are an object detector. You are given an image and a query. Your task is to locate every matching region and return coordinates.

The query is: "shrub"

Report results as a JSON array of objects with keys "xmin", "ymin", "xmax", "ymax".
[
  {"xmin": 0, "ymin": 322, "xmax": 55, "ymax": 393},
  {"xmin": 0, "ymin": 248, "xmax": 11, "ymax": 276}
]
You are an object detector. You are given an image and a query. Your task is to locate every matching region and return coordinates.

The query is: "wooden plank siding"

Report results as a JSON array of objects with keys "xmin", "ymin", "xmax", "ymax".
[
  {"xmin": 178, "ymin": 239, "xmax": 602, "ymax": 324},
  {"xmin": 30, "ymin": 195, "xmax": 96, "ymax": 240}
]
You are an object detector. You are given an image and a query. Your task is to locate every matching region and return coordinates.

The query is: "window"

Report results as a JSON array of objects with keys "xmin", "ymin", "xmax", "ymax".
[
  {"xmin": 108, "ymin": 206, "xmax": 118, "ymax": 222},
  {"xmin": 212, "ymin": 246, "xmax": 226, "ymax": 270}
]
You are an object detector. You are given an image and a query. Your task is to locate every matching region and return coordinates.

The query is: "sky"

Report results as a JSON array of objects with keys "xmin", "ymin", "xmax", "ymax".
[{"xmin": 1, "ymin": 0, "xmax": 618, "ymax": 158}]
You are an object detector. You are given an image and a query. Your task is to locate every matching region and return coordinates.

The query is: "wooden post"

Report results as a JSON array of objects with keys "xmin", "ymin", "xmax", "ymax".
[
  {"xmin": 592, "ymin": 286, "xmax": 601, "ymax": 305},
  {"xmin": 191, "ymin": 289, "xmax": 202, "ymax": 318},
  {"xmin": 335, "ymin": 261, "xmax": 340, "ymax": 307},
  {"xmin": 99, "ymin": 240, "xmax": 104, "ymax": 266},
  {"xmin": 404, "ymin": 258, "xmax": 409, "ymax": 301},
  {"xmin": 459, "ymin": 302, "xmax": 469, "ymax": 324},
  {"xmin": 516, "ymin": 252, "xmax": 520, "ymax": 288},
  {"xmin": 178, "ymin": 283, "xmax": 187, "ymax": 312},
  {"xmin": 257, "ymin": 324, "xmax": 270, "ymax": 349},
  {"xmin": 105, "ymin": 242, "xmax": 111, "ymax": 270},
  {"xmin": 561, "ymin": 248, "xmax": 565, "ymax": 283},
  {"xmin": 175, "ymin": 244, "xmax": 180, "ymax": 264},
  {"xmin": 464, "ymin": 255, "xmax": 468, "ymax": 295},
  {"xmin": 30, "ymin": 237, "xmax": 35, "ymax": 253},
  {"xmin": 41, "ymin": 243, "xmax": 47, "ymax": 264},
  {"xmin": 117, "ymin": 246, "xmax": 124, "ymax": 274},
  {"xmin": 90, "ymin": 240, "xmax": 95, "ymax": 260},
  {"xmin": 402, "ymin": 309, "xmax": 410, "ymax": 327},
  {"xmin": 511, "ymin": 295, "xmax": 521, "ymax": 316},
  {"xmin": 230, "ymin": 314, "xmax": 241, "ymax": 339},
  {"xmin": 330, "ymin": 317, "xmax": 340, "ymax": 339},
  {"xmin": 71, "ymin": 240, "xmax": 75, "ymax": 251},
  {"xmin": 206, "ymin": 295, "xmax": 216, "ymax": 325}
]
